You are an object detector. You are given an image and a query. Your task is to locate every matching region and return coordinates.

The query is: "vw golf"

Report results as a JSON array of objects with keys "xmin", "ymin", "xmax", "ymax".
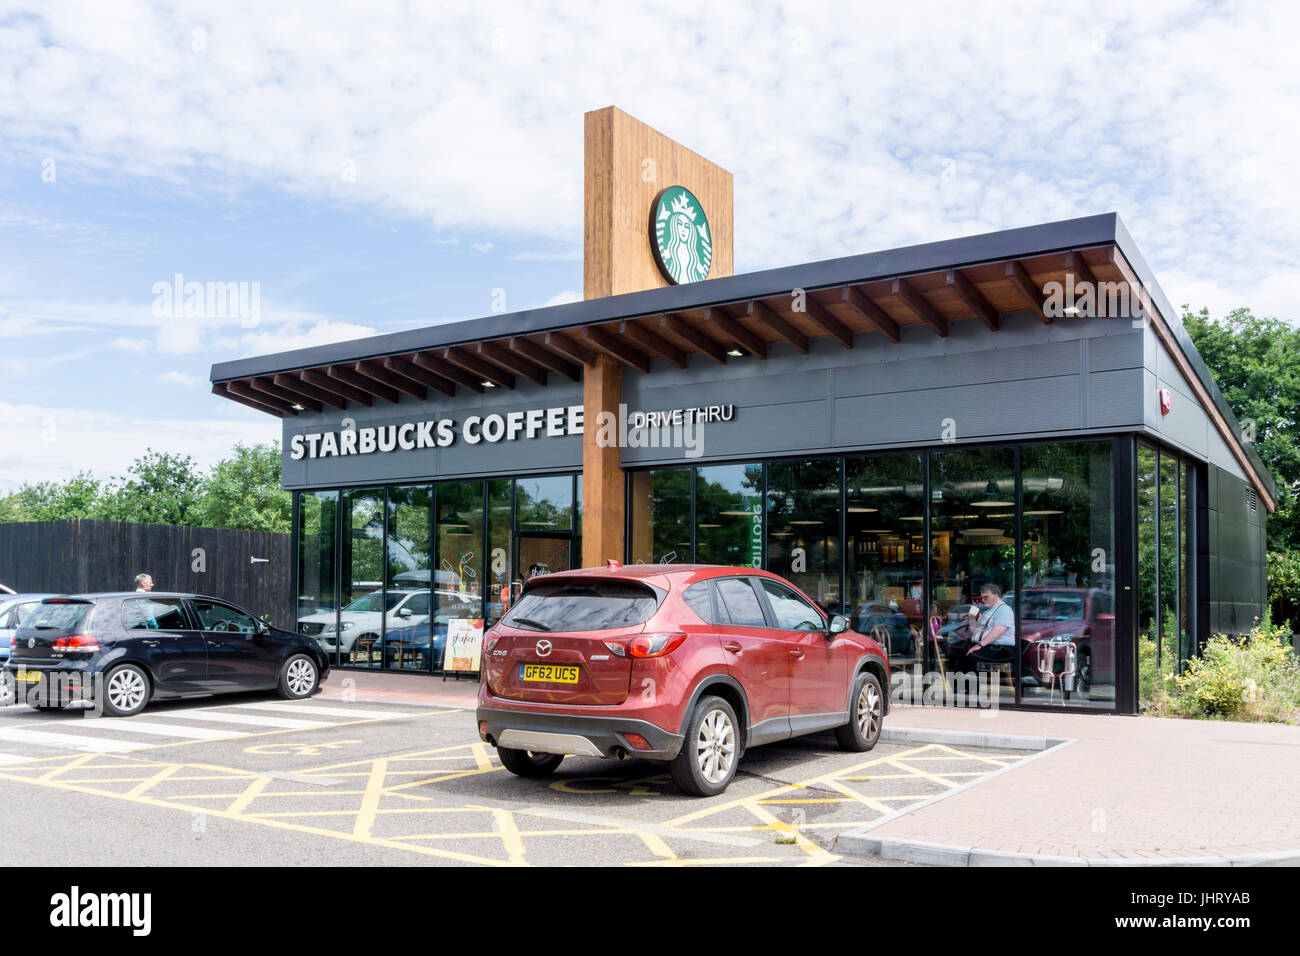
[{"xmin": 477, "ymin": 565, "xmax": 889, "ymax": 796}]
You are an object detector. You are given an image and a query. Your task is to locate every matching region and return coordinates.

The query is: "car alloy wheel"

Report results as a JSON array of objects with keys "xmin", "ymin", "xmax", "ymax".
[
  {"xmin": 107, "ymin": 668, "xmax": 147, "ymax": 713},
  {"xmin": 286, "ymin": 657, "xmax": 317, "ymax": 697},
  {"xmin": 856, "ymin": 680, "xmax": 882, "ymax": 741},
  {"xmin": 695, "ymin": 707, "xmax": 736, "ymax": 785}
]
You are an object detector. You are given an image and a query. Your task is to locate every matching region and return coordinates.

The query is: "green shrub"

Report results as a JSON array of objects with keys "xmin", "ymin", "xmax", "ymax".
[{"xmin": 1150, "ymin": 624, "xmax": 1300, "ymax": 724}]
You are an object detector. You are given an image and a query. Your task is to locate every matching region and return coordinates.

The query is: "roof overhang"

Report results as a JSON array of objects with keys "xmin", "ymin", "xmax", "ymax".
[{"xmin": 209, "ymin": 212, "xmax": 1276, "ymax": 511}]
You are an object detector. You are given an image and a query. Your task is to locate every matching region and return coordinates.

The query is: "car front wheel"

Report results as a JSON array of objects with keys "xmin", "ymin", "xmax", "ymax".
[
  {"xmin": 278, "ymin": 654, "xmax": 319, "ymax": 699},
  {"xmin": 835, "ymin": 671, "xmax": 884, "ymax": 752},
  {"xmin": 670, "ymin": 695, "xmax": 740, "ymax": 797}
]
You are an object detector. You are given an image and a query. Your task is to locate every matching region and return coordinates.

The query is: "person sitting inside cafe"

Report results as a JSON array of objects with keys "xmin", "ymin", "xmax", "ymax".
[{"xmin": 965, "ymin": 582, "xmax": 1015, "ymax": 666}]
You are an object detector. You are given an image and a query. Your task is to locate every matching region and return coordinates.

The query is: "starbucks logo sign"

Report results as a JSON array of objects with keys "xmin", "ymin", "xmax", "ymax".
[{"xmin": 650, "ymin": 186, "xmax": 712, "ymax": 284}]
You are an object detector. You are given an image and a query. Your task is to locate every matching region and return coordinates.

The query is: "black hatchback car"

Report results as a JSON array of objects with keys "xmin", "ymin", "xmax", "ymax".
[{"xmin": 3, "ymin": 593, "xmax": 330, "ymax": 717}]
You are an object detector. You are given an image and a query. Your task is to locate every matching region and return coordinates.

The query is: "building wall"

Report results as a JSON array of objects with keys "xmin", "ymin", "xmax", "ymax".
[
  {"xmin": 622, "ymin": 311, "xmax": 1145, "ymax": 467},
  {"xmin": 1205, "ymin": 464, "xmax": 1269, "ymax": 636}
]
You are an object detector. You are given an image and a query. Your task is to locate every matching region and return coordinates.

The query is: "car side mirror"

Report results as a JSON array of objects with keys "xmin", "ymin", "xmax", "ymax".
[
  {"xmin": 1096, "ymin": 613, "xmax": 1115, "ymax": 623},
  {"xmin": 257, "ymin": 619, "xmax": 270, "ymax": 635},
  {"xmin": 398, "ymin": 608, "xmax": 413, "ymax": 619},
  {"xmin": 827, "ymin": 615, "xmax": 848, "ymax": 638}
]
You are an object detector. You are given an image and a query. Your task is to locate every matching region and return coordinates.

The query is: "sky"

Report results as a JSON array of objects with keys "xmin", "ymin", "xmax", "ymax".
[{"xmin": 1, "ymin": 0, "xmax": 1297, "ymax": 491}]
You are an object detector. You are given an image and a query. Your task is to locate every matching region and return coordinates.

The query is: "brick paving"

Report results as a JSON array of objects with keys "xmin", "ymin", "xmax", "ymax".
[{"xmin": 320, "ymin": 670, "xmax": 1300, "ymax": 861}]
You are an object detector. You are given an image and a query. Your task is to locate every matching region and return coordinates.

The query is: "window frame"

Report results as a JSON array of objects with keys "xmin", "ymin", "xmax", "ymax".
[
  {"xmin": 754, "ymin": 577, "xmax": 828, "ymax": 633},
  {"xmin": 121, "ymin": 597, "xmax": 196, "ymax": 632}
]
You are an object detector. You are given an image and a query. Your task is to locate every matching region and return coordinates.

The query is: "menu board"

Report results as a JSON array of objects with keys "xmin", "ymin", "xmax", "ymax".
[{"xmin": 446, "ymin": 618, "xmax": 485, "ymax": 672}]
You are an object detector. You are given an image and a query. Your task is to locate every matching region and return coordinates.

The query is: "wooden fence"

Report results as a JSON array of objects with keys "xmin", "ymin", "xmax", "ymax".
[{"xmin": 0, "ymin": 520, "xmax": 292, "ymax": 629}]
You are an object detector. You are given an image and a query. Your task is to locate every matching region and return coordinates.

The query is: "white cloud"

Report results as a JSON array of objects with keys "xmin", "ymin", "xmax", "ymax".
[
  {"xmin": 157, "ymin": 370, "xmax": 201, "ymax": 387},
  {"xmin": 0, "ymin": 400, "xmax": 278, "ymax": 491},
  {"xmin": 542, "ymin": 290, "xmax": 581, "ymax": 307},
  {"xmin": 0, "ymin": 1, "xmax": 1296, "ymax": 323},
  {"xmin": 236, "ymin": 319, "xmax": 379, "ymax": 355},
  {"xmin": 471, "ymin": 242, "xmax": 494, "ymax": 253}
]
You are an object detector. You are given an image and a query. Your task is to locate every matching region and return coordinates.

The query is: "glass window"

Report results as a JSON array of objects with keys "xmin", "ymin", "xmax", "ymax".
[
  {"xmin": 931, "ymin": 447, "xmax": 1016, "ymax": 706},
  {"xmin": 504, "ymin": 579, "xmax": 659, "ymax": 631},
  {"xmin": 758, "ymin": 579, "xmax": 825, "ymax": 631},
  {"xmin": 714, "ymin": 577, "xmax": 767, "ymax": 627},
  {"xmin": 1019, "ymin": 441, "xmax": 1115, "ymax": 710},
  {"xmin": 122, "ymin": 598, "xmax": 189, "ymax": 631},
  {"xmin": 436, "ymin": 481, "xmax": 485, "ymax": 673},
  {"xmin": 1180, "ymin": 461, "xmax": 1193, "ymax": 669},
  {"xmin": 386, "ymin": 485, "xmax": 432, "ymax": 672},
  {"xmin": 191, "ymin": 600, "xmax": 258, "ymax": 633},
  {"xmin": 766, "ymin": 458, "xmax": 841, "ymax": 613},
  {"xmin": 628, "ymin": 468, "xmax": 692, "ymax": 564},
  {"xmin": 341, "ymin": 489, "xmax": 385, "ymax": 668},
  {"xmin": 1137, "ymin": 444, "xmax": 1159, "ymax": 707},
  {"xmin": 295, "ymin": 491, "xmax": 337, "ymax": 663},
  {"xmin": 846, "ymin": 453, "xmax": 925, "ymax": 670},
  {"xmin": 516, "ymin": 475, "xmax": 572, "ymax": 531},
  {"xmin": 695, "ymin": 463, "xmax": 763, "ymax": 567},
  {"xmin": 1158, "ymin": 452, "xmax": 1179, "ymax": 677},
  {"xmin": 487, "ymin": 479, "xmax": 512, "ymax": 627},
  {"xmin": 683, "ymin": 581, "xmax": 713, "ymax": 622}
]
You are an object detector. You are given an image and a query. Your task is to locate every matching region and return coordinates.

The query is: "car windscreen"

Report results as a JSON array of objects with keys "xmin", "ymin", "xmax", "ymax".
[
  {"xmin": 343, "ymin": 592, "xmax": 402, "ymax": 613},
  {"xmin": 19, "ymin": 602, "xmax": 91, "ymax": 635},
  {"xmin": 502, "ymin": 580, "xmax": 660, "ymax": 632}
]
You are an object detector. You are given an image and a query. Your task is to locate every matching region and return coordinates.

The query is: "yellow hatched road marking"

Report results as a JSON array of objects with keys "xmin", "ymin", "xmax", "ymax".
[
  {"xmin": 124, "ymin": 762, "xmax": 182, "ymax": 798},
  {"xmin": 353, "ymin": 758, "xmax": 389, "ymax": 839},
  {"xmin": 492, "ymin": 809, "xmax": 527, "ymax": 865}
]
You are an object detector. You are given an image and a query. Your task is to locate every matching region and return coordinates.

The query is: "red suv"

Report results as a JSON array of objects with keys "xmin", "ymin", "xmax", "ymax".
[{"xmin": 476, "ymin": 565, "xmax": 890, "ymax": 796}]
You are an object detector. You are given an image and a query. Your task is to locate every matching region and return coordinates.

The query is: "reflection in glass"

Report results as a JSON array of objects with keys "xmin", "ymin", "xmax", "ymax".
[
  {"xmin": 1159, "ymin": 452, "xmax": 1180, "ymax": 675},
  {"xmin": 930, "ymin": 447, "xmax": 1016, "ymax": 705},
  {"xmin": 1180, "ymin": 461, "xmax": 1193, "ymax": 668},
  {"xmin": 295, "ymin": 491, "xmax": 337, "ymax": 666},
  {"xmin": 845, "ymin": 454, "xmax": 924, "ymax": 670},
  {"xmin": 1137, "ymin": 444, "xmax": 1159, "ymax": 707},
  {"xmin": 436, "ymin": 482, "xmax": 485, "ymax": 675},
  {"xmin": 341, "ymin": 489, "xmax": 385, "ymax": 668},
  {"xmin": 385, "ymin": 486, "xmax": 432, "ymax": 672},
  {"xmin": 695, "ymin": 463, "xmax": 763, "ymax": 567},
  {"xmin": 629, "ymin": 468, "xmax": 692, "ymax": 564},
  {"xmin": 766, "ymin": 458, "xmax": 841, "ymax": 612},
  {"xmin": 516, "ymin": 475, "xmax": 573, "ymax": 531},
  {"xmin": 487, "ymin": 480, "xmax": 512, "ymax": 628},
  {"xmin": 1019, "ymin": 442, "xmax": 1115, "ymax": 709}
]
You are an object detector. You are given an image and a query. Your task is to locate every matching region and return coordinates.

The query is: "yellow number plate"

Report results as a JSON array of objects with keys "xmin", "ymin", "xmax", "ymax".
[
  {"xmin": 16, "ymin": 670, "xmax": 41, "ymax": 683},
  {"xmin": 520, "ymin": 663, "xmax": 579, "ymax": 684}
]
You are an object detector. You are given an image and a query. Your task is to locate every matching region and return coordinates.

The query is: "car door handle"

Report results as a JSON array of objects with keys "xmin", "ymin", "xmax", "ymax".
[
  {"xmin": 141, "ymin": 639, "xmax": 160, "ymax": 647},
  {"xmin": 723, "ymin": 641, "xmax": 742, "ymax": 653},
  {"xmin": 207, "ymin": 640, "xmax": 223, "ymax": 647},
  {"xmin": 789, "ymin": 649, "xmax": 805, "ymax": 660}
]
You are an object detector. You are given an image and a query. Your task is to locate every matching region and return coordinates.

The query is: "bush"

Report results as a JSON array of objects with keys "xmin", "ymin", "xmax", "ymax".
[
  {"xmin": 1148, "ymin": 624, "xmax": 1300, "ymax": 724},
  {"xmin": 1268, "ymin": 550, "xmax": 1300, "ymax": 632}
]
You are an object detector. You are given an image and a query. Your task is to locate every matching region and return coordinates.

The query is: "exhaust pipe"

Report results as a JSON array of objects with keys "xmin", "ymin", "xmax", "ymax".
[{"xmin": 613, "ymin": 747, "xmax": 628, "ymax": 760}]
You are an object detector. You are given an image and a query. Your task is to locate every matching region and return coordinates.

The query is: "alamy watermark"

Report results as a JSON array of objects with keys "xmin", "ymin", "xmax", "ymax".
[{"xmin": 152, "ymin": 273, "xmax": 261, "ymax": 328}]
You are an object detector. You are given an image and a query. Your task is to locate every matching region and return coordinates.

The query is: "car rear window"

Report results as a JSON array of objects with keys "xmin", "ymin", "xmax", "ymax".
[
  {"xmin": 20, "ymin": 602, "xmax": 91, "ymax": 635},
  {"xmin": 503, "ymin": 580, "xmax": 660, "ymax": 632}
]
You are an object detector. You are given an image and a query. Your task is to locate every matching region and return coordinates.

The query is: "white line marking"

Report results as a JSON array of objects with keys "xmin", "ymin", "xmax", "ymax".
[
  {"xmin": 0, "ymin": 752, "xmax": 39, "ymax": 765},
  {"xmin": 227, "ymin": 702, "xmax": 409, "ymax": 720},
  {"xmin": 165, "ymin": 710, "xmax": 334, "ymax": 729},
  {"xmin": 85, "ymin": 719, "xmax": 245, "ymax": 740},
  {"xmin": 0, "ymin": 726, "xmax": 141, "ymax": 753}
]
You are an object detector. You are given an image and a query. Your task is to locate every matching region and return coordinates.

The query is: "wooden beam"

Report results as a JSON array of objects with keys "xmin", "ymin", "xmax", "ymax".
[
  {"xmin": 748, "ymin": 300, "xmax": 809, "ymax": 354},
  {"xmin": 1065, "ymin": 250, "xmax": 1102, "ymax": 317},
  {"xmin": 891, "ymin": 278, "xmax": 948, "ymax": 337},
  {"xmin": 801, "ymin": 297, "xmax": 854, "ymax": 349},
  {"xmin": 946, "ymin": 269, "xmax": 999, "ymax": 332},
  {"xmin": 543, "ymin": 331, "xmax": 599, "ymax": 366},
  {"xmin": 273, "ymin": 373, "xmax": 348, "ymax": 410},
  {"xmin": 661, "ymin": 313, "xmax": 728, "ymax": 364},
  {"xmin": 301, "ymin": 368, "xmax": 372, "ymax": 407},
  {"xmin": 1004, "ymin": 260, "xmax": 1051, "ymax": 324},
  {"xmin": 478, "ymin": 341, "xmax": 547, "ymax": 386},
  {"xmin": 384, "ymin": 355, "xmax": 456, "ymax": 396},
  {"xmin": 704, "ymin": 308, "xmax": 766, "ymax": 358},
  {"xmin": 508, "ymin": 337, "xmax": 581, "ymax": 381},
  {"xmin": 299, "ymin": 368, "xmax": 371, "ymax": 407},
  {"xmin": 214, "ymin": 381, "xmax": 286, "ymax": 417},
  {"xmin": 248, "ymin": 376, "xmax": 322, "ymax": 412},
  {"xmin": 225, "ymin": 380, "xmax": 297, "ymax": 415},
  {"xmin": 620, "ymin": 320, "xmax": 688, "ymax": 369},
  {"xmin": 329, "ymin": 364, "xmax": 399, "ymax": 404},
  {"xmin": 410, "ymin": 351, "xmax": 485, "ymax": 393},
  {"xmin": 840, "ymin": 286, "xmax": 900, "ymax": 344},
  {"xmin": 355, "ymin": 359, "xmax": 427, "ymax": 401},
  {"xmin": 437, "ymin": 347, "xmax": 515, "ymax": 389},
  {"xmin": 582, "ymin": 325, "xmax": 650, "ymax": 373}
]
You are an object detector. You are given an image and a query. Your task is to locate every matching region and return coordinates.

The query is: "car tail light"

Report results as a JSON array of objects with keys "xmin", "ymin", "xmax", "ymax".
[
  {"xmin": 484, "ymin": 633, "xmax": 500, "ymax": 652},
  {"xmin": 602, "ymin": 633, "xmax": 686, "ymax": 659},
  {"xmin": 51, "ymin": 634, "xmax": 100, "ymax": 653}
]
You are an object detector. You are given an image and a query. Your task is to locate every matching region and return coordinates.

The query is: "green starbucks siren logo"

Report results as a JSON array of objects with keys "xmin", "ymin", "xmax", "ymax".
[{"xmin": 651, "ymin": 186, "xmax": 712, "ymax": 284}]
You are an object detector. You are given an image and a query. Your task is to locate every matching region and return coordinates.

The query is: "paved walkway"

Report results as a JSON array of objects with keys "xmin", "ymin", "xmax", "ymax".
[{"xmin": 319, "ymin": 671, "xmax": 1300, "ymax": 864}]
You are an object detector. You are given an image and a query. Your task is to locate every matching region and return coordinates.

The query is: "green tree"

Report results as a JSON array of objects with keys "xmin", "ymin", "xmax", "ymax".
[
  {"xmin": 95, "ymin": 448, "xmax": 205, "ymax": 526},
  {"xmin": 0, "ymin": 472, "xmax": 103, "ymax": 521},
  {"xmin": 1184, "ymin": 307, "xmax": 1300, "ymax": 552},
  {"xmin": 194, "ymin": 442, "xmax": 291, "ymax": 533}
]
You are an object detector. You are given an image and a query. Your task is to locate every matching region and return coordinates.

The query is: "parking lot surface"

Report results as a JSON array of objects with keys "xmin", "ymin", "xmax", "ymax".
[{"xmin": 0, "ymin": 693, "xmax": 1032, "ymax": 866}]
